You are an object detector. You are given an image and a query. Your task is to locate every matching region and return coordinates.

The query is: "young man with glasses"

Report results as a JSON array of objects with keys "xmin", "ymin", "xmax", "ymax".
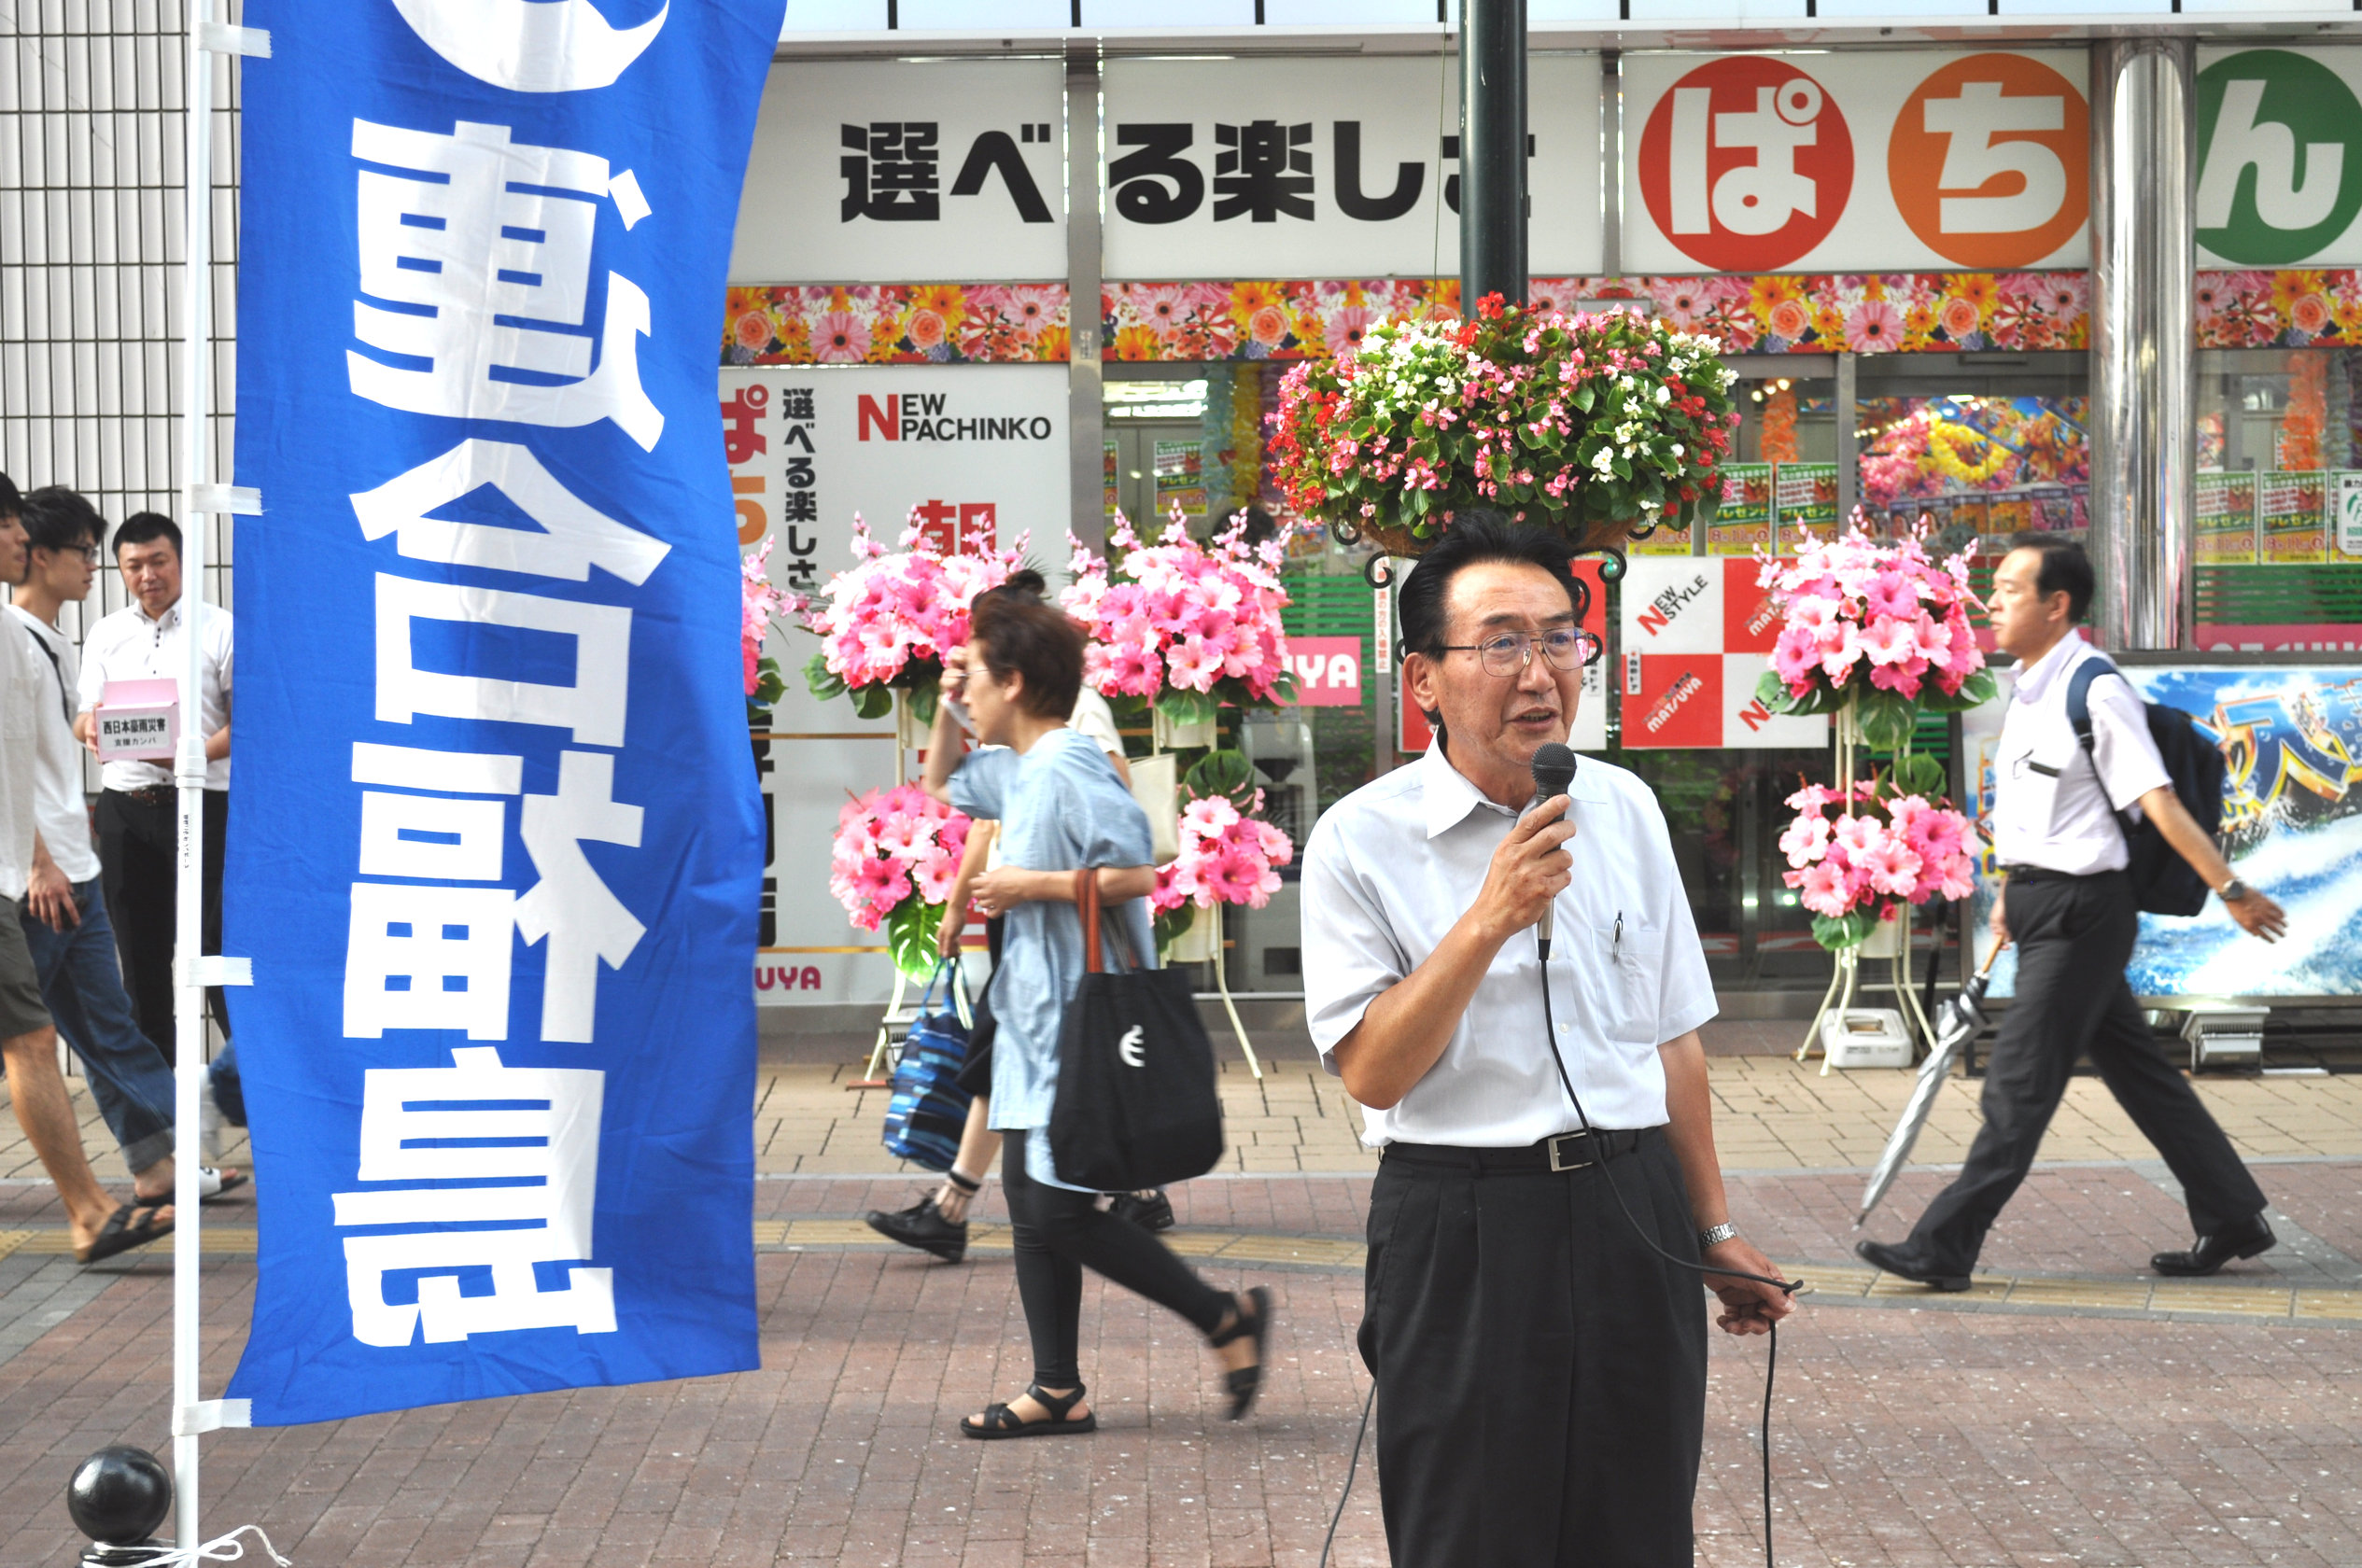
[{"xmin": 1300, "ymin": 516, "xmax": 1792, "ymax": 1566}]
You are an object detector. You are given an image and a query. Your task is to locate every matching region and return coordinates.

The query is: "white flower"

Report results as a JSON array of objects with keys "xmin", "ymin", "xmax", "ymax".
[
  {"xmin": 1590, "ymin": 447, "xmax": 1616, "ymax": 476},
  {"xmin": 1654, "ymin": 384, "xmax": 1671, "ymax": 406},
  {"xmin": 1671, "ymin": 442, "xmax": 1684, "ymax": 457}
]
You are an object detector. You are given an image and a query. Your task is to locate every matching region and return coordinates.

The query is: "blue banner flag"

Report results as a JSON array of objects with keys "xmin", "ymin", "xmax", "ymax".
[{"xmin": 224, "ymin": 0, "xmax": 783, "ymax": 1424}]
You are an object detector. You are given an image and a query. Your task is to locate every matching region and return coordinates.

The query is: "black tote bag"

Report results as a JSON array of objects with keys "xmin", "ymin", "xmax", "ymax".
[{"xmin": 1048, "ymin": 870, "xmax": 1225, "ymax": 1193}]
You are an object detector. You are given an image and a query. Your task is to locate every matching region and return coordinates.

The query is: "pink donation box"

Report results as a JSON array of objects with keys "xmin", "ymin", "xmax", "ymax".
[{"xmin": 93, "ymin": 679, "xmax": 180, "ymax": 762}]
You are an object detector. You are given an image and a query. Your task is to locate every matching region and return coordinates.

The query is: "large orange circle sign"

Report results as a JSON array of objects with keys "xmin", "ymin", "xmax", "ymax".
[
  {"xmin": 1638, "ymin": 56, "xmax": 1852, "ymax": 273},
  {"xmin": 1890, "ymin": 53, "xmax": 2088, "ymax": 269}
]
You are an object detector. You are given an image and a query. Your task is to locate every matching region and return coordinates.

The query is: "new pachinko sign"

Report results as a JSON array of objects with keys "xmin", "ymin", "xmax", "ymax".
[{"xmin": 225, "ymin": 0, "xmax": 781, "ymax": 1423}]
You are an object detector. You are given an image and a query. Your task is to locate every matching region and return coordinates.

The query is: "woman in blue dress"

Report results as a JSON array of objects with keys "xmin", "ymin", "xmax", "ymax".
[{"xmin": 922, "ymin": 593, "xmax": 1272, "ymax": 1438}]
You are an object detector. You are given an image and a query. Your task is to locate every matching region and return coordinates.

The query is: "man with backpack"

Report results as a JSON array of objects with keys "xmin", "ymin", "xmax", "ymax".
[{"xmin": 1859, "ymin": 539, "xmax": 2287, "ymax": 1291}]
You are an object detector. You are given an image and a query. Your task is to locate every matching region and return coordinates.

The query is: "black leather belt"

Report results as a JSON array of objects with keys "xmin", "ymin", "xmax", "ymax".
[
  {"xmin": 2001, "ymin": 865, "xmax": 2118, "ymax": 885},
  {"xmin": 1384, "ymin": 1127, "xmax": 1655, "ymax": 1174},
  {"xmin": 112, "ymin": 785, "xmax": 176, "ymax": 807}
]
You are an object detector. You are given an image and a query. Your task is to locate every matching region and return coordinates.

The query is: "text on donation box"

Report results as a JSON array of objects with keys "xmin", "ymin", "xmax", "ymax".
[{"xmin": 94, "ymin": 679, "xmax": 179, "ymax": 761}]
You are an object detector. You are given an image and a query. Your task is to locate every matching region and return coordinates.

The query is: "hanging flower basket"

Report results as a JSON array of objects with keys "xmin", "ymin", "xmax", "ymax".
[
  {"xmin": 1755, "ymin": 515, "xmax": 1999, "ymax": 952},
  {"xmin": 1267, "ymin": 293, "xmax": 1738, "ymax": 557},
  {"xmin": 799, "ymin": 514, "xmax": 1031, "ymax": 721}
]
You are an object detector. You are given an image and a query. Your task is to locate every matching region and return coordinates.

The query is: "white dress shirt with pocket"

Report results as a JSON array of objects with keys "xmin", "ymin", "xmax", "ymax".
[
  {"xmin": 75, "ymin": 598, "xmax": 233, "ymax": 792},
  {"xmin": 0, "ymin": 615, "xmax": 43, "ymax": 901},
  {"xmin": 1301, "ymin": 743, "xmax": 1718, "ymax": 1143},
  {"xmin": 1990, "ymin": 630, "xmax": 2172, "ymax": 877}
]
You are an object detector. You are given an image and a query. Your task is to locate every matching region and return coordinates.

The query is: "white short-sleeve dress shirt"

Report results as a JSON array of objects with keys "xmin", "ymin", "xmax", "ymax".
[
  {"xmin": 0, "ymin": 613, "xmax": 43, "ymax": 901},
  {"xmin": 1301, "ymin": 744, "xmax": 1718, "ymax": 1143},
  {"xmin": 1991, "ymin": 630, "xmax": 2172, "ymax": 876},
  {"xmin": 76, "ymin": 598, "xmax": 233, "ymax": 792},
  {"xmin": 7, "ymin": 608, "xmax": 102, "ymax": 884}
]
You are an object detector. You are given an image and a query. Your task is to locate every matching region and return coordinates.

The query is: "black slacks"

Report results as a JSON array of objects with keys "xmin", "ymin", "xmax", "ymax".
[
  {"xmin": 1357, "ymin": 1130, "xmax": 1708, "ymax": 1568},
  {"xmin": 1906, "ymin": 869, "xmax": 2267, "ymax": 1270},
  {"xmin": 999, "ymin": 1129, "xmax": 1231, "ymax": 1389},
  {"xmin": 96, "ymin": 789, "xmax": 231, "ymax": 1065}
]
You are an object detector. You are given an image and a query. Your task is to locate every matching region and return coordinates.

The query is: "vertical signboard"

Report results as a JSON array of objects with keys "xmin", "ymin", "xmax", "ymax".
[
  {"xmin": 226, "ymin": 0, "xmax": 781, "ymax": 1423},
  {"xmin": 724, "ymin": 366, "xmax": 1069, "ymax": 1005}
]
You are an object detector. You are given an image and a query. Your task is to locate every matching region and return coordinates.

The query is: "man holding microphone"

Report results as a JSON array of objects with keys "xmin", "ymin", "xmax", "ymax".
[{"xmin": 1301, "ymin": 518, "xmax": 1793, "ymax": 1566}]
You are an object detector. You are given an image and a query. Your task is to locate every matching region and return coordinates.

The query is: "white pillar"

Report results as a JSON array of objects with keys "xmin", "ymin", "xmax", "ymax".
[{"xmin": 2089, "ymin": 39, "xmax": 2196, "ymax": 651}]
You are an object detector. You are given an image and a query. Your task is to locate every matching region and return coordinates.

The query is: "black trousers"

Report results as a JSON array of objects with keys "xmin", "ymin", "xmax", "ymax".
[
  {"xmin": 999, "ymin": 1129, "xmax": 1231, "ymax": 1389},
  {"xmin": 96, "ymin": 789, "xmax": 231, "ymax": 1065},
  {"xmin": 1906, "ymin": 869, "xmax": 2268, "ymax": 1271},
  {"xmin": 1357, "ymin": 1130, "xmax": 1708, "ymax": 1568}
]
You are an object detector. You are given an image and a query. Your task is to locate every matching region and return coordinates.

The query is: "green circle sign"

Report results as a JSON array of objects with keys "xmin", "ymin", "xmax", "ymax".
[{"xmin": 2196, "ymin": 49, "xmax": 2362, "ymax": 266}]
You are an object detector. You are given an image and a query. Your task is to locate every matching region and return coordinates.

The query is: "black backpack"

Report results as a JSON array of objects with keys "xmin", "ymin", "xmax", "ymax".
[{"xmin": 2064, "ymin": 657, "xmax": 2228, "ymax": 917}]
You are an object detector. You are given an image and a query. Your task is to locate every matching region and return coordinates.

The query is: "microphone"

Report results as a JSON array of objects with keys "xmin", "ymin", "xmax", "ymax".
[{"xmin": 1529, "ymin": 743, "xmax": 1578, "ymax": 959}]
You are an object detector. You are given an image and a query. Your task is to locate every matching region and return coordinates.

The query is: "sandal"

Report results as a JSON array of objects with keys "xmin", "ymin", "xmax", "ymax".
[
  {"xmin": 1210, "ymin": 1285, "xmax": 1273, "ymax": 1421},
  {"xmin": 960, "ymin": 1382, "xmax": 1097, "ymax": 1440},
  {"xmin": 199, "ymin": 1167, "xmax": 247, "ymax": 1203},
  {"xmin": 74, "ymin": 1202, "xmax": 174, "ymax": 1266}
]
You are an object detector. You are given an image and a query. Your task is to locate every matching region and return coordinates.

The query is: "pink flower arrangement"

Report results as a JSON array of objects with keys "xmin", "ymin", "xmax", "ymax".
[
  {"xmin": 1758, "ymin": 515, "xmax": 1989, "ymax": 712},
  {"xmin": 741, "ymin": 537, "xmax": 797, "ymax": 704},
  {"xmin": 829, "ymin": 785, "xmax": 972, "ymax": 932},
  {"xmin": 1779, "ymin": 782, "xmax": 1977, "ymax": 928},
  {"xmin": 1150, "ymin": 791, "xmax": 1295, "ymax": 916},
  {"xmin": 1061, "ymin": 510, "xmax": 1293, "ymax": 710},
  {"xmin": 801, "ymin": 513, "xmax": 1031, "ymax": 703}
]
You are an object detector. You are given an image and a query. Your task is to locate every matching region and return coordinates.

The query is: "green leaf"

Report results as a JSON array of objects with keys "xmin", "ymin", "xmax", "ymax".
[
  {"xmin": 805, "ymin": 651, "xmax": 846, "ymax": 702},
  {"xmin": 1898, "ymin": 752, "xmax": 1947, "ymax": 799},
  {"xmin": 851, "ymin": 683, "xmax": 894, "ymax": 721},
  {"xmin": 1154, "ymin": 903, "xmax": 1197, "ymax": 957},
  {"xmin": 1854, "ymin": 690, "xmax": 1918, "ymax": 753},
  {"xmin": 1572, "ymin": 385, "xmax": 1596, "ymax": 413},
  {"xmin": 907, "ymin": 682, "xmax": 938, "ymax": 725},
  {"xmin": 885, "ymin": 899, "xmax": 947, "ymax": 983},
  {"xmin": 1157, "ymin": 687, "xmax": 1217, "ymax": 728},
  {"xmin": 1754, "ymin": 667, "xmax": 1794, "ymax": 712},
  {"xmin": 1185, "ymin": 747, "xmax": 1254, "ymax": 805},
  {"xmin": 1811, "ymin": 910, "xmax": 1881, "ymax": 952}
]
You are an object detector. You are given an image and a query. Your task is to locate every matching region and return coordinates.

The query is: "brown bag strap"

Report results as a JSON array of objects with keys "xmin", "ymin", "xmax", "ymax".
[{"xmin": 1075, "ymin": 868, "xmax": 1102, "ymax": 973}]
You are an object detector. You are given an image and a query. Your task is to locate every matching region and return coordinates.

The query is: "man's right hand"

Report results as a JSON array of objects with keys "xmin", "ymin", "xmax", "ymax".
[
  {"xmin": 1472, "ymin": 795, "xmax": 1576, "ymax": 946},
  {"xmin": 937, "ymin": 903, "xmax": 968, "ymax": 957}
]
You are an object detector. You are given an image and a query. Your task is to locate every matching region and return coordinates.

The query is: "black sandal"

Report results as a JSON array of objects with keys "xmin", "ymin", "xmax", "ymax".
[
  {"xmin": 1210, "ymin": 1285, "xmax": 1272, "ymax": 1421},
  {"xmin": 74, "ymin": 1202, "xmax": 174, "ymax": 1266},
  {"xmin": 960, "ymin": 1382, "xmax": 1097, "ymax": 1440}
]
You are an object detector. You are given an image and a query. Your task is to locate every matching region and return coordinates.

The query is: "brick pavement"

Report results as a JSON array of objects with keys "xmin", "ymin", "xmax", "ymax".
[{"xmin": 7, "ymin": 1029, "xmax": 2362, "ymax": 1565}]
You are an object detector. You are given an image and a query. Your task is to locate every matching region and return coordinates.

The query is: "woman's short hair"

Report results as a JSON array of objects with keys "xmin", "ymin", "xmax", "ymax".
[{"xmin": 968, "ymin": 595, "xmax": 1084, "ymax": 719}]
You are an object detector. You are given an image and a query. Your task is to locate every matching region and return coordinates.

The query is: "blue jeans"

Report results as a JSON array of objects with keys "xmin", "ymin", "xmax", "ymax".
[{"xmin": 19, "ymin": 878, "xmax": 178, "ymax": 1175}]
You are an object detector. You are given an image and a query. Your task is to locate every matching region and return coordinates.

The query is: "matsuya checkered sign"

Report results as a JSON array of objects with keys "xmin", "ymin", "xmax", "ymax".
[
  {"xmin": 1618, "ymin": 559, "xmax": 1830, "ymax": 750},
  {"xmin": 225, "ymin": 0, "xmax": 780, "ymax": 1423}
]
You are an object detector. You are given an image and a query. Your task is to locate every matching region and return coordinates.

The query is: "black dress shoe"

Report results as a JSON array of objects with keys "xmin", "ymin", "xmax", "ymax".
[
  {"xmin": 1109, "ymin": 1188, "xmax": 1175, "ymax": 1232},
  {"xmin": 865, "ymin": 1196, "xmax": 968, "ymax": 1263},
  {"xmin": 2151, "ymin": 1213, "xmax": 2275, "ymax": 1277},
  {"xmin": 1856, "ymin": 1238, "xmax": 1972, "ymax": 1293}
]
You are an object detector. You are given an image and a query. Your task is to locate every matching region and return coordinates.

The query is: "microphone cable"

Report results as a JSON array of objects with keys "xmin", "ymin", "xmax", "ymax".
[{"xmin": 1537, "ymin": 947, "xmax": 1800, "ymax": 1568}]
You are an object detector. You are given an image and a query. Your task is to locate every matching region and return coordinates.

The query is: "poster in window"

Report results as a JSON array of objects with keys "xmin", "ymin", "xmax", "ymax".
[
  {"xmin": 1708, "ymin": 462, "xmax": 1773, "ymax": 557},
  {"xmin": 1153, "ymin": 439, "xmax": 1208, "ymax": 516},
  {"xmin": 2196, "ymin": 471, "xmax": 2259, "ymax": 566},
  {"xmin": 2260, "ymin": 470, "xmax": 2328, "ymax": 565},
  {"xmin": 1773, "ymin": 462, "xmax": 1838, "ymax": 541}
]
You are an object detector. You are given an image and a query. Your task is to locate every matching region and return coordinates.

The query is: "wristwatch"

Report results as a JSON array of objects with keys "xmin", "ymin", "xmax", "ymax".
[
  {"xmin": 1696, "ymin": 1222, "xmax": 1738, "ymax": 1250},
  {"xmin": 2217, "ymin": 877, "xmax": 2252, "ymax": 904}
]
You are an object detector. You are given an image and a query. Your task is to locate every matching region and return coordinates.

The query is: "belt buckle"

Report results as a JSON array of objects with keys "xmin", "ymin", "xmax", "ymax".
[{"xmin": 1547, "ymin": 1132, "xmax": 1595, "ymax": 1172}]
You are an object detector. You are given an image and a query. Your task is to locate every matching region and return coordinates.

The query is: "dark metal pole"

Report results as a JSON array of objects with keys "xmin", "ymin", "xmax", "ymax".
[{"xmin": 1458, "ymin": 0, "xmax": 1526, "ymax": 309}]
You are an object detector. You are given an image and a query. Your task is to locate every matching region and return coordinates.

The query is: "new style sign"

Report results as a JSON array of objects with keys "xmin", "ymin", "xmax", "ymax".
[
  {"xmin": 225, "ymin": 0, "xmax": 779, "ymax": 1423},
  {"xmin": 733, "ymin": 60, "xmax": 1066, "ymax": 283},
  {"xmin": 1623, "ymin": 49, "xmax": 2090, "ymax": 274},
  {"xmin": 1617, "ymin": 558, "xmax": 1831, "ymax": 750},
  {"xmin": 1101, "ymin": 55, "xmax": 1602, "ymax": 280},
  {"xmin": 725, "ymin": 365, "xmax": 1070, "ymax": 1006}
]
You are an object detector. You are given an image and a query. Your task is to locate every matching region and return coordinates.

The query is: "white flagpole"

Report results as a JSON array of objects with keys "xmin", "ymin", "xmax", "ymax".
[{"xmin": 173, "ymin": 0, "xmax": 218, "ymax": 1551}]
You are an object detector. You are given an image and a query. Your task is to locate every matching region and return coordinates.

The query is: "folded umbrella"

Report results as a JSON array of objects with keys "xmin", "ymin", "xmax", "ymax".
[{"xmin": 1857, "ymin": 944, "xmax": 2003, "ymax": 1228}]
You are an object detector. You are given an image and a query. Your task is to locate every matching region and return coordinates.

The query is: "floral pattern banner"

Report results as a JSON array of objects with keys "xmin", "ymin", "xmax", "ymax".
[
  {"xmin": 2196, "ymin": 271, "xmax": 2362, "ymax": 350},
  {"xmin": 724, "ymin": 273, "xmax": 2097, "ymax": 365},
  {"xmin": 725, "ymin": 284, "xmax": 1071, "ymax": 366}
]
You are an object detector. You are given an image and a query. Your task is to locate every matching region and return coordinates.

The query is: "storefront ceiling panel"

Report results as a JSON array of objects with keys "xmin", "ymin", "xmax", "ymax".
[
  {"xmin": 733, "ymin": 59, "xmax": 1067, "ymax": 284},
  {"xmin": 1622, "ymin": 48, "xmax": 2090, "ymax": 275},
  {"xmin": 1101, "ymin": 54, "xmax": 1601, "ymax": 279},
  {"xmin": 2197, "ymin": 47, "xmax": 2362, "ymax": 270}
]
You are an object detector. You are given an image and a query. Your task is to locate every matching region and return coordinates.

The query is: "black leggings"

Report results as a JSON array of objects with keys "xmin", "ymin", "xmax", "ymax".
[{"xmin": 1001, "ymin": 1129, "xmax": 1233, "ymax": 1388}]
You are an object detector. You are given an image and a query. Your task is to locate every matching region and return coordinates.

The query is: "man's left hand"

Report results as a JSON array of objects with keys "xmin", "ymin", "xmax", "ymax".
[
  {"xmin": 25, "ymin": 858, "xmax": 77, "ymax": 931},
  {"xmin": 1702, "ymin": 1238, "xmax": 1796, "ymax": 1337},
  {"xmin": 2227, "ymin": 889, "xmax": 2287, "ymax": 943}
]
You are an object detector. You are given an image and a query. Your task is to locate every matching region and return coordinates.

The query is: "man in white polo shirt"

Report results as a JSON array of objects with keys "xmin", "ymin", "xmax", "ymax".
[
  {"xmin": 1301, "ymin": 517, "xmax": 1793, "ymax": 1566},
  {"xmin": 74, "ymin": 512, "xmax": 234, "ymax": 1100},
  {"xmin": 1858, "ymin": 538, "xmax": 2287, "ymax": 1291}
]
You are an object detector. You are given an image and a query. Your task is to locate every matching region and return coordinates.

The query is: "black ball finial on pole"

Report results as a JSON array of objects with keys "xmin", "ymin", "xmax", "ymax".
[
  {"xmin": 1458, "ymin": 0, "xmax": 1528, "ymax": 310},
  {"xmin": 68, "ymin": 1446, "xmax": 173, "ymax": 1566}
]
